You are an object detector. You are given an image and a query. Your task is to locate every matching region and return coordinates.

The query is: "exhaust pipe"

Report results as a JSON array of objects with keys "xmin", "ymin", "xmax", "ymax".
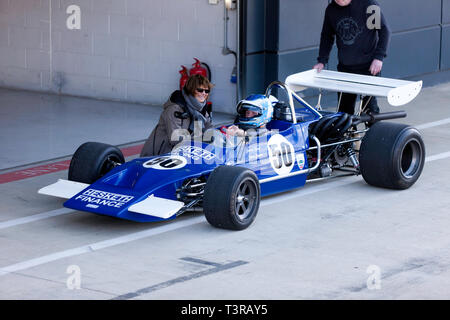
[{"xmin": 353, "ymin": 111, "xmax": 407, "ymax": 125}]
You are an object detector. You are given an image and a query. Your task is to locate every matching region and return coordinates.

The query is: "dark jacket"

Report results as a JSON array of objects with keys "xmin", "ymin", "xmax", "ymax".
[
  {"xmin": 317, "ymin": 0, "xmax": 391, "ymax": 67},
  {"xmin": 140, "ymin": 90, "xmax": 213, "ymax": 157}
]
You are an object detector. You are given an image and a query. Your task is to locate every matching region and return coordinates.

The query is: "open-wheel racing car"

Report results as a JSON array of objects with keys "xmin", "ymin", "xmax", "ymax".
[{"xmin": 39, "ymin": 70, "xmax": 426, "ymax": 230}]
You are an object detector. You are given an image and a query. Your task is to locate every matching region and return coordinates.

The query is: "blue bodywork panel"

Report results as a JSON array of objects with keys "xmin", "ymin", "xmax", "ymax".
[{"xmin": 64, "ymin": 103, "xmax": 321, "ymax": 222}]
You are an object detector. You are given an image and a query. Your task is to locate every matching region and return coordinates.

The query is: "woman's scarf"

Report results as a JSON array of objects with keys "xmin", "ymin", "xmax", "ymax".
[{"xmin": 182, "ymin": 90, "xmax": 208, "ymax": 132}]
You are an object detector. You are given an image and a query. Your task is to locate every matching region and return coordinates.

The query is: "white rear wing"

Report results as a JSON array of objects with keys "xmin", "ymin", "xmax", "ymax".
[{"xmin": 285, "ymin": 69, "xmax": 422, "ymax": 107}]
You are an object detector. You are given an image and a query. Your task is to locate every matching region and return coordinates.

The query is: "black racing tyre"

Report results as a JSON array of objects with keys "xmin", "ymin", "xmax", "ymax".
[
  {"xmin": 359, "ymin": 122, "xmax": 425, "ymax": 190},
  {"xmin": 68, "ymin": 142, "xmax": 125, "ymax": 184},
  {"xmin": 203, "ymin": 166, "xmax": 261, "ymax": 230}
]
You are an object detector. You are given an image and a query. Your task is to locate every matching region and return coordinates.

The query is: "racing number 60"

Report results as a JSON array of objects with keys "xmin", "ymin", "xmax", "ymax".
[
  {"xmin": 269, "ymin": 142, "xmax": 293, "ymax": 169},
  {"xmin": 267, "ymin": 134, "xmax": 296, "ymax": 176}
]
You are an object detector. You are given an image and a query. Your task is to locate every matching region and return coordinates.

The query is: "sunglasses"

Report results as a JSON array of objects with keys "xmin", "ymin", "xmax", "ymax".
[{"xmin": 196, "ymin": 88, "xmax": 210, "ymax": 94}]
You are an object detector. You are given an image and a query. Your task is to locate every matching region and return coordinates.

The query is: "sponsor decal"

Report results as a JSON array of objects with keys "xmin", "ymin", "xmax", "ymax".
[
  {"xmin": 75, "ymin": 189, "xmax": 134, "ymax": 209},
  {"xmin": 296, "ymin": 153, "xmax": 305, "ymax": 170},
  {"xmin": 143, "ymin": 155, "xmax": 187, "ymax": 170},
  {"xmin": 174, "ymin": 146, "xmax": 216, "ymax": 161}
]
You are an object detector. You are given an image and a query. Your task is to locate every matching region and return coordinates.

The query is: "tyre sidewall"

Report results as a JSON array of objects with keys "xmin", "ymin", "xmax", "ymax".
[
  {"xmin": 360, "ymin": 123, "xmax": 425, "ymax": 189},
  {"xmin": 390, "ymin": 128, "xmax": 425, "ymax": 189},
  {"xmin": 69, "ymin": 142, "xmax": 124, "ymax": 184},
  {"xmin": 204, "ymin": 166, "xmax": 261, "ymax": 230}
]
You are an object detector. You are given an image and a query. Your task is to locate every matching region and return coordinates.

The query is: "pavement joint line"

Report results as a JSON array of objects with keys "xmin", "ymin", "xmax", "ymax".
[
  {"xmin": 2, "ymin": 268, "xmax": 117, "ymax": 298},
  {"xmin": 1, "ymin": 150, "xmax": 450, "ymax": 277},
  {"xmin": 111, "ymin": 260, "xmax": 249, "ymax": 300},
  {"xmin": 180, "ymin": 257, "xmax": 224, "ymax": 267}
]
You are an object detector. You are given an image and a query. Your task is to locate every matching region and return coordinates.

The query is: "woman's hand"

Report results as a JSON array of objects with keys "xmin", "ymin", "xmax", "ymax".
[{"xmin": 226, "ymin": 125, "xmax": 245, "ymax": 137}]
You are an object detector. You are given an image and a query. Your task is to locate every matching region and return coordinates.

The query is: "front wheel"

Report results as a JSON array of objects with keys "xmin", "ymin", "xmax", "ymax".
[
  {"xmin": 203, "ymin": 166, "xmax": 261, "ymax": 230},
  {"xmin": 359, "ymin": 122, "xmax": 425, "ymax": 189},
  {"xmin": 68, "ymin": 142, "xmax": 125, "ymax": 184}
]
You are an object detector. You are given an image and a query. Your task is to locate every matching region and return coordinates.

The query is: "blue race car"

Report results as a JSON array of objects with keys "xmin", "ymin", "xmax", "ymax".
[{"xmin": 39, "ymin": 70, "xmax": 426, "ymax": 230}]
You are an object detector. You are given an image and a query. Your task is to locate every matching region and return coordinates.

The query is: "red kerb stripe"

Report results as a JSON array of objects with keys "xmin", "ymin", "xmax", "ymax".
[{"xmin": 0, "ymin": 144, "xmax": 143, "ymax": 184}]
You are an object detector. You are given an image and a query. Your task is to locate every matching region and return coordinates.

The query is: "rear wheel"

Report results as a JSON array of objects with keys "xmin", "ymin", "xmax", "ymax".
[
  {"xmin": 359, "ymin": 122, "xmax": 425, "ymax": 189},
  {"xmin": 68, "ymin": 142, "xmax": 125, "ymax": 184},
  {"xmin": 203, "ymin": 166, "xmax": 260, "ymax": 230}
]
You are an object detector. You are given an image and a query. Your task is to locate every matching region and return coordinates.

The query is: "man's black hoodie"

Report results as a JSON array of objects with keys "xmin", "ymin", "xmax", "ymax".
[{"xmin": 317, "ymin": 0, "xmax": 391, "ymax": 67}]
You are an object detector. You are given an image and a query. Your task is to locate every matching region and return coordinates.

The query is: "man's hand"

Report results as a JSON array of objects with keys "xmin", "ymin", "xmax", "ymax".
[
  {"xmin": 313, "ymin": 63, "xmax": 325, "ymax": 73},
  {"xmin": 369, "ymin": 59, "xmax": 383, "ymax": 75}
]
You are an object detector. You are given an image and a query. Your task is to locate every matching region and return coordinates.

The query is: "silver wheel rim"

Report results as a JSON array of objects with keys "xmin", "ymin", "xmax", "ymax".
[{"xmin": 400, "ymin": 139, "xmax": 422, "ymax": 179}]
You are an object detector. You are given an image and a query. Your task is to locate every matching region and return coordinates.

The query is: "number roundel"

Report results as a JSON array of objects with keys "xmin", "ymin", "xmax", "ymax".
[
  {"xmin": 267, "ymin": 134, "xmax": 295, "ymax": 175},
  {"xmin": 143, "ymin": 155, "xmax": 187, "ymax": 170}
]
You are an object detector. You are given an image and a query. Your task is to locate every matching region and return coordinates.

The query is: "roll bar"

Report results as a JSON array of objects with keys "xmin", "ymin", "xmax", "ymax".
[{"xmin": 265, "ymin": 81, "xmax": 322, "ymax": 123}]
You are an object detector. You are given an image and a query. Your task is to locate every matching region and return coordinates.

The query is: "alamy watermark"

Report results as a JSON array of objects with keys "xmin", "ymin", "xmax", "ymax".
[
  {"xmin": 66, "ymin": 5, "xmax": 81, "ymax": 30},
  {"xmin": 366, "ymin": 5, "xmax": 381, "ymax": 30},
  {"xmin": 66, "ymin": 265, "xmax": 81, "ymax": 290},
  {"xmin": 366, "ymin": 265, "xmax": 381, "ymax": 290}
]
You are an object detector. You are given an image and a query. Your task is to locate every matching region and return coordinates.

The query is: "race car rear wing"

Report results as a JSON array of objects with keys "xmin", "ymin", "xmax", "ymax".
[{"xmin": 285, "ymin": 69, "xmax": 423, "ymax": 107}]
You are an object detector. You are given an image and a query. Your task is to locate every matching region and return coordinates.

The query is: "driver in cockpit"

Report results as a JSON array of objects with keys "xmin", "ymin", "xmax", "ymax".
[{"xmin": 222, "ymin": 94, "xmax": 276, "ymax": 137}]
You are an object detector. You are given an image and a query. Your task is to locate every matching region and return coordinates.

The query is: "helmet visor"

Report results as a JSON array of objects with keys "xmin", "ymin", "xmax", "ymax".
[{"xmin": 237, "ymin": 103, "xmax": 262, "ymax": 120}]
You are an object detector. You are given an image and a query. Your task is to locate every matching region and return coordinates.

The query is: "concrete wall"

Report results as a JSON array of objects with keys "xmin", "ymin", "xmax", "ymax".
[
  {"xmin": 0, "ymin": 0, "xmax": 238, "ymax": 114},
  {"xmin": 243, "ymin": 0, "xmax": 450, "ymax": 97},
  {"xmin": 242, "ymin": 0, "xmax": 279, "ymax": 96},
  {"xmin": 442, "ymin": 0, "xmax": 450, "ymax": 70}
]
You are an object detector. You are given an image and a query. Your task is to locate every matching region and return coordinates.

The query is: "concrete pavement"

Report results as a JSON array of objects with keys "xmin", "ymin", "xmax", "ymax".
[{"xmin": 1, "ymin": 82, "xmax": 450, "ymax": 300}]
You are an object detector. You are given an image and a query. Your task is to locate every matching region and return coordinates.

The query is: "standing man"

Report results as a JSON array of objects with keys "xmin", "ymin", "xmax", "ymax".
[{"xmin": 313, "ymin": 0, "xmax": 391, "ymax": 115}]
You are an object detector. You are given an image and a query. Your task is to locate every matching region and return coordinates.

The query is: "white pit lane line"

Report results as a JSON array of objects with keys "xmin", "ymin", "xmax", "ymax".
[
  {"xmin": 0, "ymin": 208, "xmax": 74, "ymax": 230},
  {"xmin": 415, "ymin": 117, "xmax": 450, "ymax": 130},
  {"xmin": 425, "ymin": 151, "xmax": 450, "ymax": 163}
]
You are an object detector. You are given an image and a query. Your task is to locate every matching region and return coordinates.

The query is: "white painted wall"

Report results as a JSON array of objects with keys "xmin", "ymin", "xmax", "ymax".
[{"xmin": 0, "ymin": 0, "xmax": 238, "ymax": 113}]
